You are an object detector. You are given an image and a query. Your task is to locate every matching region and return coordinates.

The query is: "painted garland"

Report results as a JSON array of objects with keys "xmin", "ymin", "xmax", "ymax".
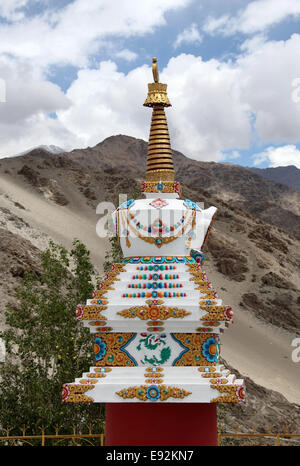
[
  {"xmin": 119, "ymin": 208, "xmax": 196, "ymax": 248},
  {"xmin": 117, "ymin": 305, "xmax": 190, "ymax": 320},
  {"xmin": 116, "ymin": 384, "xmax": 191, "ymax": 401}
]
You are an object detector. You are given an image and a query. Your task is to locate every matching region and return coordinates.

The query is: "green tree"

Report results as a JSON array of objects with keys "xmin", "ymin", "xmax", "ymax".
[
  {"xmin": 103, "ymin": 236, "xmax": 123, "ymax": 273},
  {"xmin": 0, "ymin": 239, "xmax": 104, "ymax": 436}
]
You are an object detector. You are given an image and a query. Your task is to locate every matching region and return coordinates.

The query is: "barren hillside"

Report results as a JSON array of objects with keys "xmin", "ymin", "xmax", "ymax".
[{"xmin": 0, "ymin": 136, "xmax": 299, "ymax": 433}]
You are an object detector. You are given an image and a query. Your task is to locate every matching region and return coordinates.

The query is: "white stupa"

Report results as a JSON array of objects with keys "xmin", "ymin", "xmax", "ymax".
[{"xmin": 62, "ymin": 59, "xmax": 245, "ymax": 405}]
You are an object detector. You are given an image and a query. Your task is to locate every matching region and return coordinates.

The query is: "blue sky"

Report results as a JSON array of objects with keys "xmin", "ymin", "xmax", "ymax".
[{"xmin": 0, "ymin": 0, "xmax": 300, "ymax": 169}]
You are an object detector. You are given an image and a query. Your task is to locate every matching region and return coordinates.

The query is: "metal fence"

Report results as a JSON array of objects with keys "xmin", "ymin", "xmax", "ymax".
[
  {"xmin": 0, "ymin": 427, "xmax": 105, "ymax": 446},
  {"xmin": 217, "ymin": 427, "xmax": 300, "ymax": 446},
  {"xmin": 0, "ymin": 427, "xmax": 299, "ymax": 446}
]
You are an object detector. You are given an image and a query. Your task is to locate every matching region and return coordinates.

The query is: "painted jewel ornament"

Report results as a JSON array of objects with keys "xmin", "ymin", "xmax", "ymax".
[{"xmin": 62, "ymin": 57, "xmax": 245, "ymax": 407}]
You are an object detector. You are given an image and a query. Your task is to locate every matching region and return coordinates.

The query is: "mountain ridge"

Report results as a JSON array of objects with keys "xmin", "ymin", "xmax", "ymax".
[
  {"xmin": 61, "ymin": 135, "xmax": 300, "ymax": 239},
  {"xmin": 249, "ymin": 165, "xmax": 300, "ymax": 191},
  {"xmin": 0, "ymin": 134, "xmax": 299, "ymax": 432}
]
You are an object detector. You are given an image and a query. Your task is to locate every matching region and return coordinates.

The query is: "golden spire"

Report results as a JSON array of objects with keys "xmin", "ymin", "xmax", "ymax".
[{"xmin": 143, "ymin": 57, "xmax": 174, "ymax": 182}]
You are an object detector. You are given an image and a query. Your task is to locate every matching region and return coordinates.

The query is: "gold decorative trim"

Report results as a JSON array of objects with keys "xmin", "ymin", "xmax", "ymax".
[
  {"xmin": 198, "ymin": 367, "xmax": 217, "ymax": 373},
  {"xmin": 62, "ymin": 384, "xmax": 94, "ymax": 403},
  {"xmin": 172, "ymin": 333, "xmax": 218, "ymax": 366},
  {"xmin": 186, "ymin": 264, "xmax": 203, "ymax": 272},
  {"xmin": 145, "ymin": 379, "xmax": 164, "ymax": 384},
  {"xmin": 146, "ymin": 169, "xmax": 174, "ymax": 181},
  {"xmin": 80, "ymin": 305, "xmax": 107, "ymax": 321},
  {"xmin": 145, "ymin": 372, "xmax": 164, "ymax": 379},
  {"xmin": 117, "ymin": 305, "xmax": 191, "ymax": 320},
  {"xmin": 116, "ymin": 385, "xmax": 191, "ymax": 401},
  {"xmin": 200, "ymin": 305, "xmax": 233, "ymax": 322},
  {"xmin": 121, "ymin": 209, "xmax": 196, "ymax": 248},
  {"xmin": 210, "ymin": 384, "xmax": 246, "ymax": 403},
  {"xmin": 141, "ymin": 180, "xmax": 182, "ymax": 195},
  {"xmin": 94, "ymin": 333, "xmax": 136, "ymax": 367},
  {"xmin": 201, "ymin": 291, "xmax": 218, "ymax": 299},
  {"xmin": 92, "ymin": 290, "xmax": 109, "ymax": 299},
  {"xmin": 143, "ymin": 83, "xmax": 171, "ymax": 107}
]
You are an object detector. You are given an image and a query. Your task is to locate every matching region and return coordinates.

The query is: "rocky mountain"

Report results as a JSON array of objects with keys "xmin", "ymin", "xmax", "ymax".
[
  {"xmin": 0, "ymin": 135, "xmax": 299, "ymax": 436},
  {"xmin": 15, "ymin": 144, "xmax": 66, "ymax": 157},
  {"xmin": 65, "ymin": 135, "xmax": 300, "ymax": 240},
  {"xmin": 249, "ymin": 165, "xmax": 300, "ymax": 191}
]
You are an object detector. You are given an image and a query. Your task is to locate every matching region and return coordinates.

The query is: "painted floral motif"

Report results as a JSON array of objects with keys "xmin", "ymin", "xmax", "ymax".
[
  {"xmin": 236, "ymin": 385, "xmax": 246, "ymax": 402},
  {"xmin": 202, "ymin": 337, "xmax": 220, "ymax": 363},
  {"xmin": 183, "ymin": 199, "xmax": 201, "ymax": 210},
  {"xmin": 88, "ymin": 320, "xmax": 107, "ymax": 326},
  {"xmin": 198, "ymin": 367, "xmax": 216, "ymax": 373},
  {"xmin": 95, "ymin": 327, "xmax": 113, "ymax": 332},
  {"xmin": 174, "ymin": 181, "xmax": 181, "ymax": 195},
  {"xmin": 210, "ymin": 378, "xmax": 229, "ymax": 384},
  {"xmin": 62, "ymin": 384, "xmax": 70, "ymax": 403},
  {"xmin": 149, "ymin": 218, "xmax": 168, "ymax": 235},
  {"xmin": 79, "ymin": 379, "xmax": 98, "ymax": 385},
  {"xmin": 190, "ymin": 249, "xmax": 205, "ymax": 264},
  {"xmin": 145, "ymin": 299, "xmax": 164, "ymax": 306},
  {"xmin": 146, "ymin": 385, "xmax": 161, "ymax": 401},
  {"xmin": 116, "ymin": 385, "xmax": 191, "ymax": 401},
  {"xmin": 122, "ymin": 256, "xmax": 196, "ymax": 264},
  {"xmin": 61, "ymin": 384, "xmax": 95, "ymax": 403},
  {"xmin": 156, "ymin": 183, "xmax": 165, "ymax": 191},
  {"xmin": 141, "ymin": 181, "xmax": 182, "ymax": 196},
  {"xmin": 224, "ymin": 306, "xmax": 234, "ymax": 321},
  {"xmin": 117, "ymin": 305, "xmax": 190, "ymax": 320},
  {"xmin": 76, "ymin": 305, "xmax": 83, "ymax": 320},
  {"xmin": 149, "ymin": 198, "xmax": 169, "ymax": 209},
  {"xmin": 94, "ymin": 337, "xmax": 107, "ymax": 361},
  {"xmin": 118, "ymin": 199, "xmax": 135, "ymax": 210}
]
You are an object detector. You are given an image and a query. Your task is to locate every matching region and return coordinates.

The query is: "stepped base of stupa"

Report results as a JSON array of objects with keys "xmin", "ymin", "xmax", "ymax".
[{"xmin": 62, "ymin": 365, "xmax": 245, "ymax": 403}]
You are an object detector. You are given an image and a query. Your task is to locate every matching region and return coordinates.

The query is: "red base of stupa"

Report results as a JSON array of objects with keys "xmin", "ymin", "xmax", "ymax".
[{"xmin": 105, "ymin": 402, "xmax": 217, "ymax": 446}]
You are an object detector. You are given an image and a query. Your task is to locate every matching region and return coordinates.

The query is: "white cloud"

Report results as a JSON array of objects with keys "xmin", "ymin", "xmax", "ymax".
[
  {"xmin": 57, "ymin": 55, "xmax": 251, "ymax": 162},
  {"xmin": 115, "ymin": 49, "xmax": 138, "ymax": 62},
  {"xmin": 204, "ymin": 0, "xmax": 300, "ymax": 36},
  {"xmin": 0, "ymin": 0, "xmax": 194, "ymax": 156},
  {"xmin": 1, "ymin": 1, "xmax": 300, "ymax": 164},
  {"xmin": 0, "ymin": 57, "xmax": 77, "ymax": 156},
  {"xmin": 173, "ymin": 23, "xmax": 202, "ymax": 48},
  {"xmin": 57, "ymin": 61, "xmax": 150, "ymax": 148},
  {"xmin": 203, "ymin": 15, "xmax": 229, "ymax": 35},
  {"xmin": 0, "ymin": 0, "xmax": 192, "ymax": 69},
  {"xmin": 253, "ymin": 145, "xmax": 300, "ymax": 168},
  {"xmin": 237, "ymin": 34, "xmax": 300, "ymax": 143},
  {"xmin": 0, "ymin": 0, "xmax": 30, "ymax": 21},
  {"xmin": 162, "ymin": 55, "xmax": 250, "ymax": 160},
  {"xmin": 56, "ymin": 34, "xmax": 300, "ymax": 163}
]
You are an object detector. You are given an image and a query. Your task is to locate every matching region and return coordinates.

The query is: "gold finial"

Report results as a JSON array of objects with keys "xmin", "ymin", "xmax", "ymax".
[
  {"xmin": 143, "ymin": 58, "xmax": 171, "ymax": 108},
  {"xmin": 143, "ymin": 57, "xmax": 174, "ymax": 182},
  {"xmin": 152, "ymin": 57, "xmax": 159, "ymax": 83}
]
